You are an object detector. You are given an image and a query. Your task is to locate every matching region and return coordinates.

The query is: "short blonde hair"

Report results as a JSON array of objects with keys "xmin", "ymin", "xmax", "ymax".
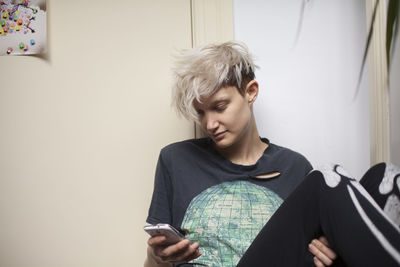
[{"xmin": 172, "ymin": 41, "xmax": 257, "ymax": 121}]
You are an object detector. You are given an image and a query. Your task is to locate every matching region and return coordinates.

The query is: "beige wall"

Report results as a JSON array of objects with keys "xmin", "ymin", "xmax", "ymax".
[{"xmin": 0, "ymin": 1, "xmax": 193, "ymax": 266}]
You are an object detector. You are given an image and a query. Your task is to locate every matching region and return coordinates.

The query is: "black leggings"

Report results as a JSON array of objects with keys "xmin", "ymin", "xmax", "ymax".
[{"xmin": 236, "ymin": 163, "xmax": 400, "ymax": 267}]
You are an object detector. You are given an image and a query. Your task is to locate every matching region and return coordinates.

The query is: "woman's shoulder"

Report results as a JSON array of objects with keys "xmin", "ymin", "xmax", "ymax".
[
  {"xmin": 160, "ymin": 137, "xmax": 212, "ymax": 157},
  {"xmin": 263, "ymin": 138, "xmax": 312, "ymax": 169}
]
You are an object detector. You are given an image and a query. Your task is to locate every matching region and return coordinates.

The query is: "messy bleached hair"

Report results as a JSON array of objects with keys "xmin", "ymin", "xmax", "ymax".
[{"xmin": 172, "ymin": 41, "xmax": 258, "ymax": 121}]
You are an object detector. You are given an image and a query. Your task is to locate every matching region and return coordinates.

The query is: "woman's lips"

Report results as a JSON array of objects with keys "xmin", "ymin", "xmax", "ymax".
[{"xmin": 213, "ymin": 131, "xmax": 227, "ymax": 140}]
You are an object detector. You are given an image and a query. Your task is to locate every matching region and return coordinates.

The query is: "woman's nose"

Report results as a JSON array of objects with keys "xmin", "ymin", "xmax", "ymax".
[{"xmin": 205, "ymin": 114, "xmax": 219, "ymax": 132}]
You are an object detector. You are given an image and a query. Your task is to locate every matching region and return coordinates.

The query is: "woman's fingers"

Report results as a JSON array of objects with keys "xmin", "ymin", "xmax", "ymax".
[
  {"xmin": 308, "ymin": 237, "xmax": 337, "ymax": 266},
  {"xmin": 317, "ymin": 236, "xmax": 338, "ymax": 261},
  {"xmin": 148, "ymin": 237, "xmax": 201, "ymax": 264}
]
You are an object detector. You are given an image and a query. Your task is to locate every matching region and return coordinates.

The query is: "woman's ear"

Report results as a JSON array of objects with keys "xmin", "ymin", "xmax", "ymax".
[{"xmin": 245, "ymin": 80, "xmax": 259, "ymax": 105}]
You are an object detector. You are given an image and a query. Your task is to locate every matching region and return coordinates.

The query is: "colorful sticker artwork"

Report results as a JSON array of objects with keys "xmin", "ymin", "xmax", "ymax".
[{"xmin": 0, "ymin": 0, "xmax": 46, "ymax": 56}]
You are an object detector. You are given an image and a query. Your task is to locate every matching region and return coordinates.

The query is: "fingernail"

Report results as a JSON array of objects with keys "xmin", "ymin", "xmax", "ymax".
[{"xmin": 312, "ymin": 239, "xmax": 318, "ymax": 245}]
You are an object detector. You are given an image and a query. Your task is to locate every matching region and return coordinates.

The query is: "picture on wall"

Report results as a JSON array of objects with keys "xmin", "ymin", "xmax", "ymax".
[{"xmin": 0, "ymin": 0, "xmax": 46, "ymax": 56}]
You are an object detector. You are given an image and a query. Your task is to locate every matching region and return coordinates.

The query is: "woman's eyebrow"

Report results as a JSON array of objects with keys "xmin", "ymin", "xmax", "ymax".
[{"xmin": 210, "ymin": 98, "xmax": 229, "ymax": 106}]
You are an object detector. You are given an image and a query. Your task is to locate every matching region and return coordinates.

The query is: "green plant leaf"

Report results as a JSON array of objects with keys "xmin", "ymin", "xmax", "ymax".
[
  {"xmin": 294, "ymin": 0, "xmax": 308, "ymax": 45},
  {"xmin": 354, "ymin": 0, "xmax": 380, "ymax": 99},
  {"xmin": 386, "ymin": 0, "xmax": 399, "ymax": 71}
]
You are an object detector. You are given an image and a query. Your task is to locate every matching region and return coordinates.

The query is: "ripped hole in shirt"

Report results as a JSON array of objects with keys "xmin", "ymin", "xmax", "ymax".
[{"xmin": 253, "ymin": 172, "xmax": 281, "ymax": 179}]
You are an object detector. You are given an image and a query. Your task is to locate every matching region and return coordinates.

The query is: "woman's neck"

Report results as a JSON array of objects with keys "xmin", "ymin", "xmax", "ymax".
[{"xmin": 215, "ymin": 120, "xmax": 268, "ymax": 166}]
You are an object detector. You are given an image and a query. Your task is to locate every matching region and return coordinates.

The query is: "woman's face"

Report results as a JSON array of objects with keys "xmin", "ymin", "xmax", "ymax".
[{"xmin": 194, "ymin": 84, "xmax": 256, "ymax": 150}]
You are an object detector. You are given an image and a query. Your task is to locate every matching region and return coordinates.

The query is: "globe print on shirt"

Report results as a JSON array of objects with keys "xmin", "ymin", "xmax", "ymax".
[{"xmin": 181, "ymin": 180, "xmax": 283, "ymax": 267}]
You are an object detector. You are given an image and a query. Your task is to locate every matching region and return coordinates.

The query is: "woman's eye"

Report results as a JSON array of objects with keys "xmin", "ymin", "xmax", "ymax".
[
  {"xmin": 196, "ymin": 110, "xmax": 204, "ymax": 116},
  {"xmin": 215, "ymin": 104, "xmax": 227, "ymax": 111}
]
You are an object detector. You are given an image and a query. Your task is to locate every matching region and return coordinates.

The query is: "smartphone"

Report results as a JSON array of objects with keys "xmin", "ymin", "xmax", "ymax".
[{"xmin": 144, "ymin": 223, "xmax": 185, "ymax": 245}]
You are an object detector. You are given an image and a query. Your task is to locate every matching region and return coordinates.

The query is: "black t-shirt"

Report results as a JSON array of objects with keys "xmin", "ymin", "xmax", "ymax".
[{"xmin": 147, "ymin": 137, "xmax": 312, "ymax": 266}]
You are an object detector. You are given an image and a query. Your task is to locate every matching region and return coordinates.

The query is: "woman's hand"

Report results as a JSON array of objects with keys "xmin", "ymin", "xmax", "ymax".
[
  {"xmin": 146, "ymin": 235, "xmax": 201, "ymax": 266},
  {"xmin": 308, "ymin": 236, "xmax": 337, "ymax": 266}
]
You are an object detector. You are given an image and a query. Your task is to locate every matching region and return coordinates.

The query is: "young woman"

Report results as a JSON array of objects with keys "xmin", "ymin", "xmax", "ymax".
[{"xmin": 144, "ymin": 41, "xmax": 399, "ymax": 267}]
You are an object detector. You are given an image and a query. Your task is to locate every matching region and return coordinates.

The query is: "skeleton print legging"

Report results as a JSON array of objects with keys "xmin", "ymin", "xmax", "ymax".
[{"xmin": 236, "ymin": 163, "xmax": 400, "ymax": 267}]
